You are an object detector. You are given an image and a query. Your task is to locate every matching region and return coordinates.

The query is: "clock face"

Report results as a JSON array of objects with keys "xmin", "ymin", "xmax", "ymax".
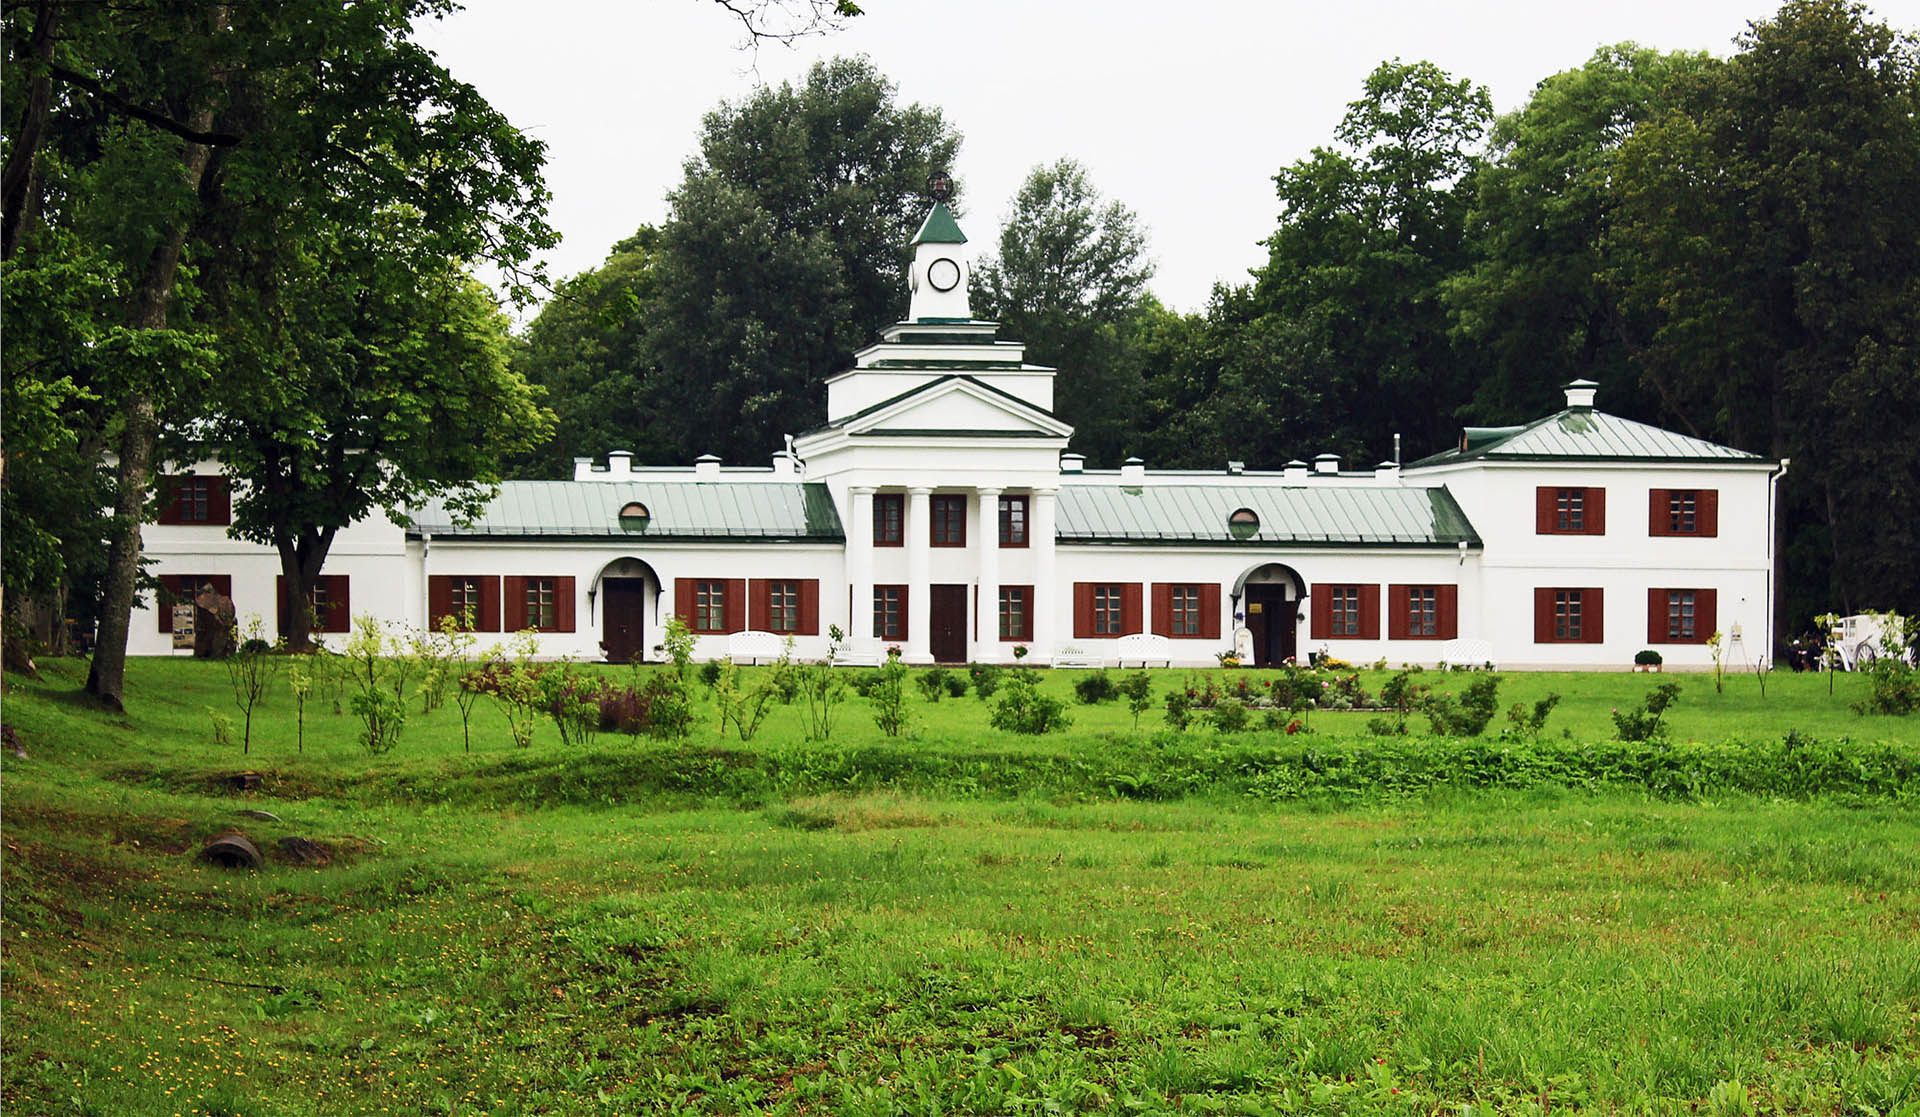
[{"xmin": 927, "ymin": 257, "xmax": 962, "ymax": 292}]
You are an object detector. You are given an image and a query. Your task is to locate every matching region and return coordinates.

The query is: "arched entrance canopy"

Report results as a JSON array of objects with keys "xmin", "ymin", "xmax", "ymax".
[
  {"xmin": 1231, "ymin": 562, "xmax": 1306, "ymax": 668},
  {"xmin": 1231, "ymin": 561, "xmax": 1306, "ymax": 603},
  {"xmin": 588, "ymin": 557, "xmax": 662, "ymax": 664}
]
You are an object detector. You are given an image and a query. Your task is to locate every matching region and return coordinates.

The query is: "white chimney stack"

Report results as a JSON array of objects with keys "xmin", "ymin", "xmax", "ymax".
[
  {"xmin": 1121, "ymin": 456, "xmax": 1146, "ymax": 482},
  {"xmin": 694, "ymin": 453, "xmax": 721, "ymax": 479},
  {"xmin": 608, "ymin": 450, "xmax": 634, "ymax": 475},
  {"xmin": 1564, "ymin": 379, "xmax": 1598, "ymax": 410},
  {"xmin": 1313, "ymin": 453, "xmax": 1340, "ymax": 475}
]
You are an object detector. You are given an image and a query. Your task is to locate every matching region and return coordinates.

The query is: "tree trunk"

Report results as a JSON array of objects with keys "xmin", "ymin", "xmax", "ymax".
[
  {"xmin": 275, "ymin": 528, "xmax": 339, "ymax": 654},
  {"xmin": 1, "ymin": 0, "xmax": 57, "ymax": 262},
  {"xmin": 84, "ymin": 105, "xmax": 219, "ymax": 711}
]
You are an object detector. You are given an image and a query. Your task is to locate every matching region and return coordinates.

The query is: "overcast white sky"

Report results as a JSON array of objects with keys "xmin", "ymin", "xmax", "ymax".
[{"xmin": 414, "ymin": 0, "xmax": 1919, "ymax": 318}]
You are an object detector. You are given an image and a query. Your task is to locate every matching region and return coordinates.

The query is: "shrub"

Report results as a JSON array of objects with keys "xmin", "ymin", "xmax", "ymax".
[
  {"xmin": 1854, "ymin": 663, "xmax": 1920, "ymax": 716},
  {"xmin": 1073, "ymin": 670, "xmax": 1118, "ymax": 704},
  {"xmin": 990, "ymin": 668, "xmax": 1071, "ymax": 735},
  {"xmin": 1614, "ymin": 681, "xmax": 1683, "ymax": 743},
  {"xmin": 698, "ymin": 660, "xmax": 723, "ymax": 690},
  {"xmin": 1421, "ymin": 674, "xmax": 1502, "ymax": 736},
  {"xmin": 968, "ymin": 663, "xmax": 1002, "ymax": 700},
  {"xmin": 869, "ymin": 654, "xmax": 911, "ymax": 737},
  {"xmin": 1118, "ymin": 671, "xmax": 1154, "ymax": 729},
  {"xmin": 1366, "ymin": 716, "xmax": 1406, "ymax": 737},
  {"xmin": 1209, "ymin": 698, "xmax": 1250, "ymax": 733},
  {"xmin": 1505, "ymin": 692, "xmax": 1562, "ymax": 743},
  {"xmin": 1379, "ymin": 670, "xmax": 1425, "ymax": 713},
  {"xmin": 917, "ymin": 667, "xmax": 953, "ymax": 702},
  {"xmin": 1163, "ymin": 689, "xmax": 1192, "ymax": 730},
  {"xmin": 945, "ymin": 673, "xmax": 969, "ymax": 698},
  {"xmin": 662, "ymin": 615, "xmax": 696, "ymax": 678},
  {"xmin": 1635, "ymin": 649, "xmax": 1664, "ymax": 666}
]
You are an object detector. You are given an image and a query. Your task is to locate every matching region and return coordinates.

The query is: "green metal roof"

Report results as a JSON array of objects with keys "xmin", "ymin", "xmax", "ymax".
[
  {"xmin": 1409, "ymin": 409, "xmax": 1766, "ymax": 467},
  {"xmin": 409, "ymin": 481, "xmax": 844, "ymax": 541},
  {"xmin": 1056, "ymin": 485, "xmax": 1481, "ymax": 547},
  {"xmin": 910, "ymin": 203, "xmax": 967, "ymax": 245}
]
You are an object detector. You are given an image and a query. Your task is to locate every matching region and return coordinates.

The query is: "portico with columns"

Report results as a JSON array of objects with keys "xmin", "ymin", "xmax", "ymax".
[{"xmin": 793, "ymin": 196, "xmax": 1074, "ymax": 664}]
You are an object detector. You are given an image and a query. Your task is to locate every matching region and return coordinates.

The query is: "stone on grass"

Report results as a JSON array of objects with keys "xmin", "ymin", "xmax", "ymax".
[{"xmin": 198, "ymin": 831, "xmax": 262, "ymax": 870}]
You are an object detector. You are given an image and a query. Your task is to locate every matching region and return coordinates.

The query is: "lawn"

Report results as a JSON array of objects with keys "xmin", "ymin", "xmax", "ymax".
[{"xmin": 3, "ymin": 656, "xmax": 1916, "ymax": 1115}]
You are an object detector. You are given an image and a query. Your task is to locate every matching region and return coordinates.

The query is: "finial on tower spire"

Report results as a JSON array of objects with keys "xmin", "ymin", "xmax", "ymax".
[{"xmin": 927, "ymin": 170, "xmax": 954, "ymax": 204}]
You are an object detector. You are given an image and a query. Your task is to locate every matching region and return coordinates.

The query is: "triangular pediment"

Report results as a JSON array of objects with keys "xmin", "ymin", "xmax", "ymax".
[{"xmin": 840, "ymin": 376, "xmax": 1073, "ymax": 440}]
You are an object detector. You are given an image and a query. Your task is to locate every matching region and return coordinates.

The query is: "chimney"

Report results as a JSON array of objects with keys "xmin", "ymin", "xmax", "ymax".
[
  {"xmin": 1313, "ymin": 453, "xmax": 1340, "ymax": 475},
  {"xmin": 1226, "ymin": 460, "xmax": 1245, "ymax": 475},
  {"xmin": 1059, "ymin": 453, "xmax": 1085, "ymax": 474},
  {"xmin": 572, "ymin": 456, "xmax": 593, "ymax": 481},
  {"xmin": 1374, "ymin": 460, "xmax": 1401, "ymax": 485},
  {"xmin": 608, "ymin": 450, "xmax": 634, "ymax": 474},
  {"xmin": 694, "ymin": 453, "xmax": 721, "ymax": 479},
  {"xmin": 1121, "ymin": 456, "xmax": 1146, "ymax": 482},
  {"xmin": 1564, "ymin": 379, "xmax": 1598, "ymax": 410},
  {"xmin": 1283, "ymin": 459, "xmax": 1309, "ymax": 483},
  {"xmin": 771, "ymin": 450, "xmax": 797, "ymax": 478}
]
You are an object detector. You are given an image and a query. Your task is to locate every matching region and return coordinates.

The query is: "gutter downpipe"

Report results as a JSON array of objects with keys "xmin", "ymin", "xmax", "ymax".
[
  {"xmin": 1767, "ymin": 458, "xmax": 1790, "ymax": 665},
  {"xmin": 420, "ymin": 532, "xmax": 432, "ymax": 631}
]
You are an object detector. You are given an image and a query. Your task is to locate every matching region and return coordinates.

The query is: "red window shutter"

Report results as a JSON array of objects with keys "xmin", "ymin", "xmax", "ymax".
[
  {"xmin": 1200, "ymin": 584, "xmax": 1222, "ymax": 640},
  {"xmin": 1535, "ymin": 487, "xmax": 1556, "ymax": 534},
  {"xmin": 1073, "ymin": 582, "xmax": 1095, "ymax": 639},
  {"xmin": 211, "ymin": 477, "xmax": 231, "ymax": 525},
  {"xmin": 1310, "ymin": 585, "xmax": 1331, "ymax": 640},
  {"xmin": 1357, "ymin": 585, "xmax": 1380, "ymax": 639},
  {"xmin": 798, "ymin": 579, "xmax": 820, "ymax": 635},
  {"xmin": 429, "ymin": 575, "xmax": 453, "ymax": 627},
  {"xmin": 157, "ymin": 575, "xmax": 184, "ymax": 632},
  {"xmin": 724, "ymin": 578, "xmax": 746, "ymax": 633},
  {"xmin": 674, "ymin": 578, "xmax": 694, "ymax": 627},
  {"xmin": 1534, "ymin": 588, "xmax": 1555, "ymax": 643},
  {"xmin": 1698, "ymin": 490, "xmax": 1719, "ymax": 537},
  {"xmin": 157, "ymin": 477, "xmax": 184, "ymax": 525},
  {"xmin": 1150, "ymin": 583, "xmax": 1172, "ymax": 637},
  {"xmin": 1437, "ymin": 585, "xmax": 1458, "ymax": 640},
  {"xmin": 748, "ymin": 579, "xmax": 770, "ymax": 632},
  {"xmin": 1386, "ymin": 585, "xmax": 1410, "ymax": 640},
  {"xmin": 320, "ymin": 575, "xmax": 351, "ymax": 633},
  {"xmin": 1122, "ymin": 583, "xmax": 1143, "ymax": 636},
  {"xmin": 477, "ymin": 576, "xmax": 501, "ymax": 632},
  {"xmin": 898, "ymin": 584, "xmax": 910, "ymax": 641},
  {"xmin": 504, "ymin": 576, "xmax": 528, "ymax": 631},
  {"xmin": 1587, "ymin": 489, "xmax": 1607, "ymax": 535},
  {"xmin": 1649, "ymin": 490, "xmax": 1670, "ymax": 537},
  {"xmin": 1697, "ymin": 589, "xmax": 1717, "ymax": 643},
  {"xmin": 554, "ymin": 576, "xmax": 575, "ymax": 632},
  {"xmin": 1648, "ymin": 587, "xmax": 1666, "ymax": 644},
  {"xmin": 1011, "ymin": 585, "xmax": 1034, "ymax": 641},
  {"xmin": 1584, "ymin": 587, "xmax": 1605, "ymax": 643}
]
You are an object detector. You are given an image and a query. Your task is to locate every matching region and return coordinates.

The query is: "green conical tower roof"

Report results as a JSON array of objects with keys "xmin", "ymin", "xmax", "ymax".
[{"xmin": 910, "ymin": 202, "xmax": 967, "ymax": 246}]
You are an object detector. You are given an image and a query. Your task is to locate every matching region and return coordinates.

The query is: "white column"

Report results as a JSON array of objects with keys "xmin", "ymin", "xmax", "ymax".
[
  {"xmin": 975, "ymin": 487, "xmax": 1001, "ymax": 662},
  {"xmin": 1032, "ymin": 487, "xmax": 1058, "ymax": 658},
  {"xmin": 906, "ymin": 486, "xmax": 932, "ymax": 662},
  {"xmin": 847, "ymin": 487, "xmax": 874, "ymax": 645}
]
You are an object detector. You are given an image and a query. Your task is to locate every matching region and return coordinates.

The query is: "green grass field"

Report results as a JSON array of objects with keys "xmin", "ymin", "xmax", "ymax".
[{"xmin": 3, "ymin": 657, "xmax": 1917, "ymax": 1115}]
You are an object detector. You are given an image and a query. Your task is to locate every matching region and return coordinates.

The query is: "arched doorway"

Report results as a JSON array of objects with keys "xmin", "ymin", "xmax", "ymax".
[
  {"xmin": 589, "ymin": 557, "xmax": 661, "ymax": 663},
  {"xmin": 1233, "ymin": 563, "xmax": 1305, "ymax": 667}
]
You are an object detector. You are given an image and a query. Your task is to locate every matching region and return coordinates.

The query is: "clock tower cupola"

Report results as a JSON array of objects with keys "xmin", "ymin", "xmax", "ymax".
[{"xmin": 907, "ymin": 172, "xmax": 970, "ymax": 322}]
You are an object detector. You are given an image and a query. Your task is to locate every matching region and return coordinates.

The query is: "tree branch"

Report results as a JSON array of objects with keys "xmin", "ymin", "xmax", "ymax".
[{"xmin": 47, "ymin": 62, "xmax": 244, "ymax": 147}]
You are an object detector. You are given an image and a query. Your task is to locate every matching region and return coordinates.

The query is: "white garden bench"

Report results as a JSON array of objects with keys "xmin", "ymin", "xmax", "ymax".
[
  {"xmin": 726, "ymin": 629, "xmax": 786, "ymax": 665},
  {"xmin": 1440, "ymin": 638, "xmax": 1497, "ymax": 670},
  {"xmin": 1114, "ymin": 631, "xmax": 1175, "ymax": 668},
  {"xmin": 830, "ymin": 639, "xmax": 885, "ymax": 667},
  {"xmin": 1050, "ymin": 644, "xmax": 1105, "ymax": 669}
]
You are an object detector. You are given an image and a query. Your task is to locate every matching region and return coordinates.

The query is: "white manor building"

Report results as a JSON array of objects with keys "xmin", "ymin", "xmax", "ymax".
[{"xmin": 133, "ymin": 202, "xmax": 1787, "ymax": 670}]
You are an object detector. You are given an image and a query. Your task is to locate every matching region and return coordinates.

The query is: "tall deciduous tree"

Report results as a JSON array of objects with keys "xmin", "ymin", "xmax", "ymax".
[
  {"xmin": 509, "ymin": 228, "xmax": 665, "ymax": 478},
  {"xmin": 641, "ymin": 57, "xmax": 959, "ymax": 460},
  {"xmin": 1607, "ymin": 0, "xmax": 1920, "ymax": 623},
  {"xmin": 973, "ymin": 158, "xmax": 1155, "ymax": 466},
  {"xmin": 1445, "ymin": 44, "xmax": 1711, "ymax": 425},
  {"xmin": 1, "ymin": 0, "xmax": 551, "ymax": 706},
  {"xmin": 187, "ymin": 219, "xmax": 552, "ymax": 653},
  {"xmin": 1250, "ymin": 59, "xmax": 1493, "ymax": 458}
]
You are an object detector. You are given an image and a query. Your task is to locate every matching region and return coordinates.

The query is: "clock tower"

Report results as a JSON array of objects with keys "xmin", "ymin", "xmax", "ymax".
[{"xmin": 906, "ymin": 193, "xmax": 970, "ymax": 322}]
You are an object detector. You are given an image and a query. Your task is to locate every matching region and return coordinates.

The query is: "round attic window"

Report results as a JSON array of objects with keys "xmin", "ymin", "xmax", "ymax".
[
  {"xmin": 618, "ymin": 502, "xmax": 650, "ymax": 530},
  {"xmin": 1228, "ymin": 507, "xmax": 1259, "ymax": 539}
]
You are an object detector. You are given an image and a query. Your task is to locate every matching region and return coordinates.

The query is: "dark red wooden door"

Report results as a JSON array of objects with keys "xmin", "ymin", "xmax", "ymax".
[
  {"xmin": 930, "ymin": 584, "xmax": 968, "ymax": 664},
  {"xmin": 601, "ymin": 578, "xmax": 647, "ymax": 663}
]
